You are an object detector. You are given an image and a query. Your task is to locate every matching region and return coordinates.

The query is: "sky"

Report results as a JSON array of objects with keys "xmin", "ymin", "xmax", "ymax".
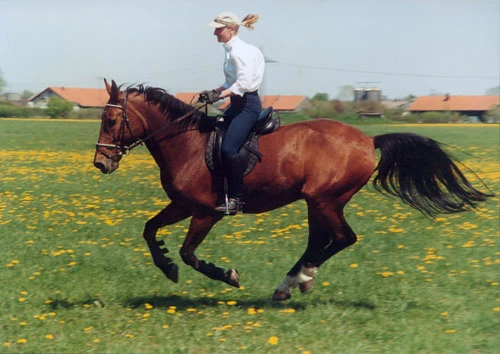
[{"xmin": 1, "ymin": 0, "xmax": 499, "ymax": 99}]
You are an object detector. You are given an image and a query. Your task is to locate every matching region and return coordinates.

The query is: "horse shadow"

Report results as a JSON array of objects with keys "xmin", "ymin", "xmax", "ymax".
[{"xmin": 123, "ymin": 295, "xmax": 377, "ymax": 312}]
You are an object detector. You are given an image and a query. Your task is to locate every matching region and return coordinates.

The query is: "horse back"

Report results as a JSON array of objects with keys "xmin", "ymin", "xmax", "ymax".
[{"xmin": 244, "ymin": 119, "xmax": 376, "ymax": 207}]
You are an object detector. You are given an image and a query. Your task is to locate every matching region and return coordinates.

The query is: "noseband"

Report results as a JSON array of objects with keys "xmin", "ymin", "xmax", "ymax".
[{"xmin": 96, "ymin": 93, "xmax": 208, "ymax": 161}]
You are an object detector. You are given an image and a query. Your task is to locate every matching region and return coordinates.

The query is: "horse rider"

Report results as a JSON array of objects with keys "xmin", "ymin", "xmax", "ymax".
[{"xmin": 198, "ymin": 12, "xmax": 265, "ymax": 214}]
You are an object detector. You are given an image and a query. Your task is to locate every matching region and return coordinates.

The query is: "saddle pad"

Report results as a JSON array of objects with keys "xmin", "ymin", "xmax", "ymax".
[{"xmin": 205, "ymin": 130, "xmax": 261, "ymax": 176}]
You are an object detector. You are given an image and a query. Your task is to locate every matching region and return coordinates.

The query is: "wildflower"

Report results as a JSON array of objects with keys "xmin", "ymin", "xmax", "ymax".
[
  {"xmin": 144, "ymin": 303, "xmax": 153, "ymax": 310},
  {"xmin": 226, "ymin": 300, "xmax": 237, "ymax": 306},
  {"xmin": 350, "ymin": 263, "xmax": 359, "ymax": 268},
  {"xmin": 378, "ymin": 271, "xmax": 394, "ymax": 278},
  {"xmin": 248, "ymin": 308, "xmax": 256, "ymax": 315},
  {"xmin": 45, "ymin": 334, "xmax": 54, "ymax": 340},
  {"xmin": 268, "ymin": 336, "xmax": 279, "ymax": 345}
]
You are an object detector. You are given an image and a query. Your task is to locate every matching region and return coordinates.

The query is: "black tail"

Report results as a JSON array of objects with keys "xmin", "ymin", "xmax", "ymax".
[{"xmin": 373, "ymin": 133, "xmax": 492, "ymax": 217}]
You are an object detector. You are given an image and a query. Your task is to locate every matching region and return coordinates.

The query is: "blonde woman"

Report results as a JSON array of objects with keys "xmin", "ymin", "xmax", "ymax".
[{"xmin": 199, "ymin": 12, "xmax": 265, "ymax": 214}]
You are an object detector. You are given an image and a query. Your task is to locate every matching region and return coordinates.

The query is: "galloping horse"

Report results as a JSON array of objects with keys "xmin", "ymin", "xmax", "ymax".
[{"xmin": 93, "ymin": 79, "xmax": 490, "ymax": 301}]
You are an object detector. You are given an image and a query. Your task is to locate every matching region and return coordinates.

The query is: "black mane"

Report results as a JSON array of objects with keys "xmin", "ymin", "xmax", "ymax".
[{"xmin": 126, "ymin": 85, "xmax": 204, "ymax": 128}]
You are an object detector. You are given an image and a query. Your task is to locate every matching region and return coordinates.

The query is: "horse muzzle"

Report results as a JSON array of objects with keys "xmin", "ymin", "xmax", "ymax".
[{"xmin": 93, "ymin": 152, "xmax": 120, "ymax": 174}]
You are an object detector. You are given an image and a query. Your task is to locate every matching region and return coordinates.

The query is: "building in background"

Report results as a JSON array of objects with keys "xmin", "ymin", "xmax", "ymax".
[
  {"xmin": 28, "ymin": 87, "xmax": 108, "ymax": 110},
  {"xmin": 408, "ymin": 95, "xmax": 500, "ymax": 122}
]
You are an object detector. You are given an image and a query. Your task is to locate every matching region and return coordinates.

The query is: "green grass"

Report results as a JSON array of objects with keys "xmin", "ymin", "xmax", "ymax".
[{"xmin": 0, "ymin": 118, "xmax": 499, "ymax": 353}]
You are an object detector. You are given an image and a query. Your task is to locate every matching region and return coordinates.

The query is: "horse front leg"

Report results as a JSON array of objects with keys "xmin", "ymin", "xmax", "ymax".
[
  {"xmin": 180, "ymin": 214, "xmax": 240, "ymax": 288},
  {"xmin": 143, "ymin": 202, "xmax": 191, "ymax": 283}
]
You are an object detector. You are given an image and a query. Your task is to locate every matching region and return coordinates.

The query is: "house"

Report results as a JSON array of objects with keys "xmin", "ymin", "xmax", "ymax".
[
  {"xmin": 218, "ymin": 95, "xmax": 308, "ymax": 112},
  {"xmin": 28, "ymin": 87, "xmax": 108, "ymax": 109},
  {"xmin": 174, "ymin": 92, "xmax": 199, "ymax": 105},
  {"xmin": 408, "ymin": 95, "xmax": 499, "ymax": 121}
]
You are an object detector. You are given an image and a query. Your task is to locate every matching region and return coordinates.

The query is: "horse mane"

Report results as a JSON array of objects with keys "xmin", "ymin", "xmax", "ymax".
[{"xmin": 126, "ymin": 85, "xmax": 204, "ymax": 129}]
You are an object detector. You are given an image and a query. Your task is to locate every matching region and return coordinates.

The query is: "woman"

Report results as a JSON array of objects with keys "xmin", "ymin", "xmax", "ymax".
[{"xmin": 200, "ymin": 12, "xmax": 265, "ymax": 214}]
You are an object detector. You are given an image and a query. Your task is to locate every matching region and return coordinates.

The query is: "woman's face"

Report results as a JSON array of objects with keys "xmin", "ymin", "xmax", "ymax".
[{"xmin": 214, "ymin": 26, "xmax": 235, "ymax": 43}]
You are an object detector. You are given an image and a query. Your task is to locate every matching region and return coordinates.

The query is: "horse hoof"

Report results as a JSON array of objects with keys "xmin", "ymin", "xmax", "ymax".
[
  {"xmin": 165, "ymin": 263, "xmax": 179, "ymax": 283},
  {"xmin": 299, "ymin": 279, "xmax": 314, "ymax": 293},
  {"xmin": 272, "ymin": 290, "xmax": 291, "ymax": 301},
  {"xmin": 226, "ymin": 269, "xmax": 240, "ymax": 288}
]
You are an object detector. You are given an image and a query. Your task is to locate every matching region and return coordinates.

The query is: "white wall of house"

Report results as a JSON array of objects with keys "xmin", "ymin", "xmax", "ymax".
[{"xmin": 29, "ymin": 90, "xmax": 78, "ymax": 110}]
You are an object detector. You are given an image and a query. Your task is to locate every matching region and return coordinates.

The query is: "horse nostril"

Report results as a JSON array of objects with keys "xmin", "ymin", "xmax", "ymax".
[{"xmin": 94, "ymin": 161, "xmax": 107, "ymax": 173}]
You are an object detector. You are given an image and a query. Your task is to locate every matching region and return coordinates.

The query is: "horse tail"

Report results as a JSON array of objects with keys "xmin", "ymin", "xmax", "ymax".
[{"xmin": 372, "ymin": 133, "xmax": 491, "ymax": 217}]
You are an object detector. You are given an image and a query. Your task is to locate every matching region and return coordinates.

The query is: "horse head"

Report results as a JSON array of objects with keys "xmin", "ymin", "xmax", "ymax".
[{"xmin": 93, "ymin": 79, "xmax": 146, "ymax": 174}]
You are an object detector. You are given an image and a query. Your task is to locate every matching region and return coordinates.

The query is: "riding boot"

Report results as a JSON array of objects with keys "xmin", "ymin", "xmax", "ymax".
[{"xmin": 215, "ymin": 154, "xmax": 246, "ymax": 214}]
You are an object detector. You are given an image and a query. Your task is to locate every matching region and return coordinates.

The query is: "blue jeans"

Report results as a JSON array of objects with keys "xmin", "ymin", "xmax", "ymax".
[
  {"xmin": 221, "ymin": 91, "xmax": 262, "ymax": 159},
  {"xmin": 220, "ymin": 91, "xmax": 262, "ymax": 198}
]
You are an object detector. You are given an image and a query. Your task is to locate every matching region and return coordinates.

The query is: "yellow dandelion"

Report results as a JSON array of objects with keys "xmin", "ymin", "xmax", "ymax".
[
  {"xmin": 444, "ymin": 329, "xmax": 457, "ymax": 334},
  {"xmin": 322, "ymin": 281, "xmax": 330, "ymax": 286},
  {"xmin": 45, "ymin": 334, "xmax": 54, "ymax": 340},
  {"xmin": 378, "ymin": 271, "xmax": 394, "ymax": 278},
  {"xmin": 19, "ymin": 297, "xmax": 26, "ymax": 302},
  {"xmin": 17, "ymin": 339, "xmax": 28, "ymax": 344},
  {"xmin": 350, "ymin": 263, "xmax": 359, "ymax": 268},
  {"xmin": 144, "ymin": 303, "xmax": 153, "ymax": 310},
  {"xmin": 226, "ymin": 300, "xmax": 237, "ymax": 306},
  {"xmin": 493, "ymin": 307, "xmax": 500, "ymax": 312},
  {"xmin": 248, "ymin": 308, "xmax": 256, "ymax": 315},
  {"xmin": 268, "ymin": 336, "xmax": 279, "ymax": 345}
]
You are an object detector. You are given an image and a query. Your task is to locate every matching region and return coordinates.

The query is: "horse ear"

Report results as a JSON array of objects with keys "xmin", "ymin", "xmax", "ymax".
[
  {"xmin": 104, "ymin": 78, "xmax": 112, "ymax": 95},
  {"xmin": 111, "ymin": 80, "xmax": 118, "ymax": 92}
]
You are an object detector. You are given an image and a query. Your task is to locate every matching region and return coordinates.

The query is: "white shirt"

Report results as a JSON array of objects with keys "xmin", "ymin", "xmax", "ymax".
[{"xmin": 222, "ymin": 36, "xmax": 265, "ymax": 96}]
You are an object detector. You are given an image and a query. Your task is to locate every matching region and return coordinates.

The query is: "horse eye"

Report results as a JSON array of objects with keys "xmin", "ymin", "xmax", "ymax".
[{"xmin": 107, "ymin": 119, "xmax": 117, "ymax": 128}]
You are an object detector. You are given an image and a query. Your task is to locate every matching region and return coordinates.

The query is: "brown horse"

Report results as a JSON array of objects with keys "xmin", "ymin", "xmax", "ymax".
[{"xmin": 93, "ymin": 79, "xmax": 490, "ymax": 301}]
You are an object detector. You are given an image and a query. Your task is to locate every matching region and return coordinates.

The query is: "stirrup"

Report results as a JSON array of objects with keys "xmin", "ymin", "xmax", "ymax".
[{"xmin": 215, "ymin": 197, "xmax": 243, "ymax": 215}]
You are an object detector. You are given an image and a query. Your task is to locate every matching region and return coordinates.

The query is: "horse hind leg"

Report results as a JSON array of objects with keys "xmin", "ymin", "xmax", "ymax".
[
  {"xmin": 143, "ymin": 202, "xmax": 191, "ymax": 283},
  {"xmin": 272, "ymin": 201, "xmax": 357, "ymax": 301}
]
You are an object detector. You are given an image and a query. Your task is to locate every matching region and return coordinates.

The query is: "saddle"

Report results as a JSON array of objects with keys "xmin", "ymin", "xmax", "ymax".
[{"xmin": 205, "ymin": 107, "xmax": 281, "ymax": 176}]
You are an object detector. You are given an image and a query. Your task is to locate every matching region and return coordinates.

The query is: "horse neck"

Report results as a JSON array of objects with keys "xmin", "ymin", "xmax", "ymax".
[{"xmin": 138, "ymin": 104, "xmax": 207, "ymax": 174}]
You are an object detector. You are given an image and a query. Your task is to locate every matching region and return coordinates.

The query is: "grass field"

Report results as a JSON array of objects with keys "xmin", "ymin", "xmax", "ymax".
[{"xmin": 0, "ymin": 118, "xmax": 499, "ymax": 354}]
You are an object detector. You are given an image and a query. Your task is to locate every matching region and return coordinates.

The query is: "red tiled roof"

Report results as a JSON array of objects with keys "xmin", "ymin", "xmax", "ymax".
[
  {"xmin": 408, "ymin": 95, "xmax": 499, "ymax": 112},
  {"xmin": 217, "ymin": 95, "xmax": 307, "ymax": 111},
  {"xmin": 174, "ymin": 92, "xmax": 198, "ymax": 105},
  {"xmin": 30, "ymin": 87, "xmax": 109, "ymax": 107}
]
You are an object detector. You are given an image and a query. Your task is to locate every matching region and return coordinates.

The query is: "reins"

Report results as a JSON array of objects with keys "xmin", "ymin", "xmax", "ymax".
[{"xmin": 125, "ymin": 101, "xmax": 209, "ymax": 152}]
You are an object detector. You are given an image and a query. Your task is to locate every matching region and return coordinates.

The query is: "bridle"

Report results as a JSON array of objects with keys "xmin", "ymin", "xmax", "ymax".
[{"xmin": 96, "ymin": 91, "xmax": 208, "ymax": 161}]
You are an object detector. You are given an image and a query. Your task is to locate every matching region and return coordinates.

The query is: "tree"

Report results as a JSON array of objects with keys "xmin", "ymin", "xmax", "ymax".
[
  {"xmin": 46, "ymin": 97, "xmax": 74, "ymax": 118},
  {"xmin": 21, "ymin": 90, "xmax": 34, "ymax": 100},
  {"xmin": 311, "ymin": 92, "xmax": 329, "ymax": 101},
  {"xmin": 0, "ymin": 67, "xmax": 6, "ymax": 94},
  {"xmin": 486, "ymin": 86, "xmax": 500, "ymax": 95}
]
